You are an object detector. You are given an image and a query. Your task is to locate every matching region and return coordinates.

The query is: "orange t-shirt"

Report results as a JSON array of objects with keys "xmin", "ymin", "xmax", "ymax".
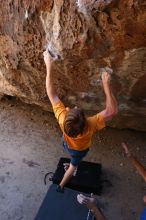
[{"xmin": 53, "ymin": 100, "xmax": 105, "ymax": 151}]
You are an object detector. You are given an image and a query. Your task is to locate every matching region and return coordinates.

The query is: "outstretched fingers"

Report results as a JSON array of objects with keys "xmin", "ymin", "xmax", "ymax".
[{"xmin": 122, "ymin": 142, "xmax": 131, "ymax": 157}]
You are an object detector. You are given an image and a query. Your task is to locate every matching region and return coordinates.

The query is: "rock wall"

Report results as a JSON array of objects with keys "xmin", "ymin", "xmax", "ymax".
[{"xmin": 0, "ymin": 0, "xmax": 146, "ymax": 131}]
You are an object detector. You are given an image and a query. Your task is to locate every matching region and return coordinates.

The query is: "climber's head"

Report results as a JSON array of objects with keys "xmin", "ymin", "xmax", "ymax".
[{"xmin": 64, "ymin": 107, "xmax": 86, "ymax": 138}]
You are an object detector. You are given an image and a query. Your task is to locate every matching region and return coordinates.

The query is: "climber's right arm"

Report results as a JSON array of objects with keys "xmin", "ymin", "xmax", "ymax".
[
  {"xmin": 43, "ymin": 51, "xmax": 60, "ymax": 105},
  {"xmin": 99, "ymin": 71, "xmax": 118, "ymax": 121}
]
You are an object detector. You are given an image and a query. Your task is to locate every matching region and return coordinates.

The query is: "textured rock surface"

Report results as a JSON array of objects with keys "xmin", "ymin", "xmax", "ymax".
[{"xmin": 0, "ymin": 0, "xmax": 146, "ymax": 130}]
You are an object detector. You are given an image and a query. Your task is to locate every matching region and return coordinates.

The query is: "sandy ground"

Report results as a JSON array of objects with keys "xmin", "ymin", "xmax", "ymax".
[{"xmin": 0, "ymin": 97, "xmax": 146, "ymax": 220}]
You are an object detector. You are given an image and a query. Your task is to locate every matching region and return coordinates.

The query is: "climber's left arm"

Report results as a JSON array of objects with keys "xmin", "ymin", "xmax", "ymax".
[{"xmin": 43, "ymin": 51, "xmax": 60, "ymax": 105}]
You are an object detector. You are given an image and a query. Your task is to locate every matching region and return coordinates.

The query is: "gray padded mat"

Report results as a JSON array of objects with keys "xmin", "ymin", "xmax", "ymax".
[{"xmin": 34, "ymin": 184, "xmax": 94, "ymax": 220}]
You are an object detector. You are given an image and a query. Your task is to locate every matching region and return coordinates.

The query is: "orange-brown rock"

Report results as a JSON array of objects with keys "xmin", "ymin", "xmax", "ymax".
[{"xmin": 0, "ymin": 0, "xmax": 146, "ymax": 131}]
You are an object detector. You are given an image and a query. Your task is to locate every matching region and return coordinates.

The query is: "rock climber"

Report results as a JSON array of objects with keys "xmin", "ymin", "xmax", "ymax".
[{"xmin": 43, "ymin": 50, "xmax": 118, "ymax": 192}]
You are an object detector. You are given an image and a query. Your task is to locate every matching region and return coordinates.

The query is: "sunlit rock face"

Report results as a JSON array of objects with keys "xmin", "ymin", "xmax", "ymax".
[{"xmin": 0, "ymin": 0, "xmax": 146, "ymax": 131}]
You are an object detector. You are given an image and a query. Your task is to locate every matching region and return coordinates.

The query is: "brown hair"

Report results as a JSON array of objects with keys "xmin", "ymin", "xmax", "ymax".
[{"xmin": 64, "ymin": 108, "xmax": 86, "ymax": 138}]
